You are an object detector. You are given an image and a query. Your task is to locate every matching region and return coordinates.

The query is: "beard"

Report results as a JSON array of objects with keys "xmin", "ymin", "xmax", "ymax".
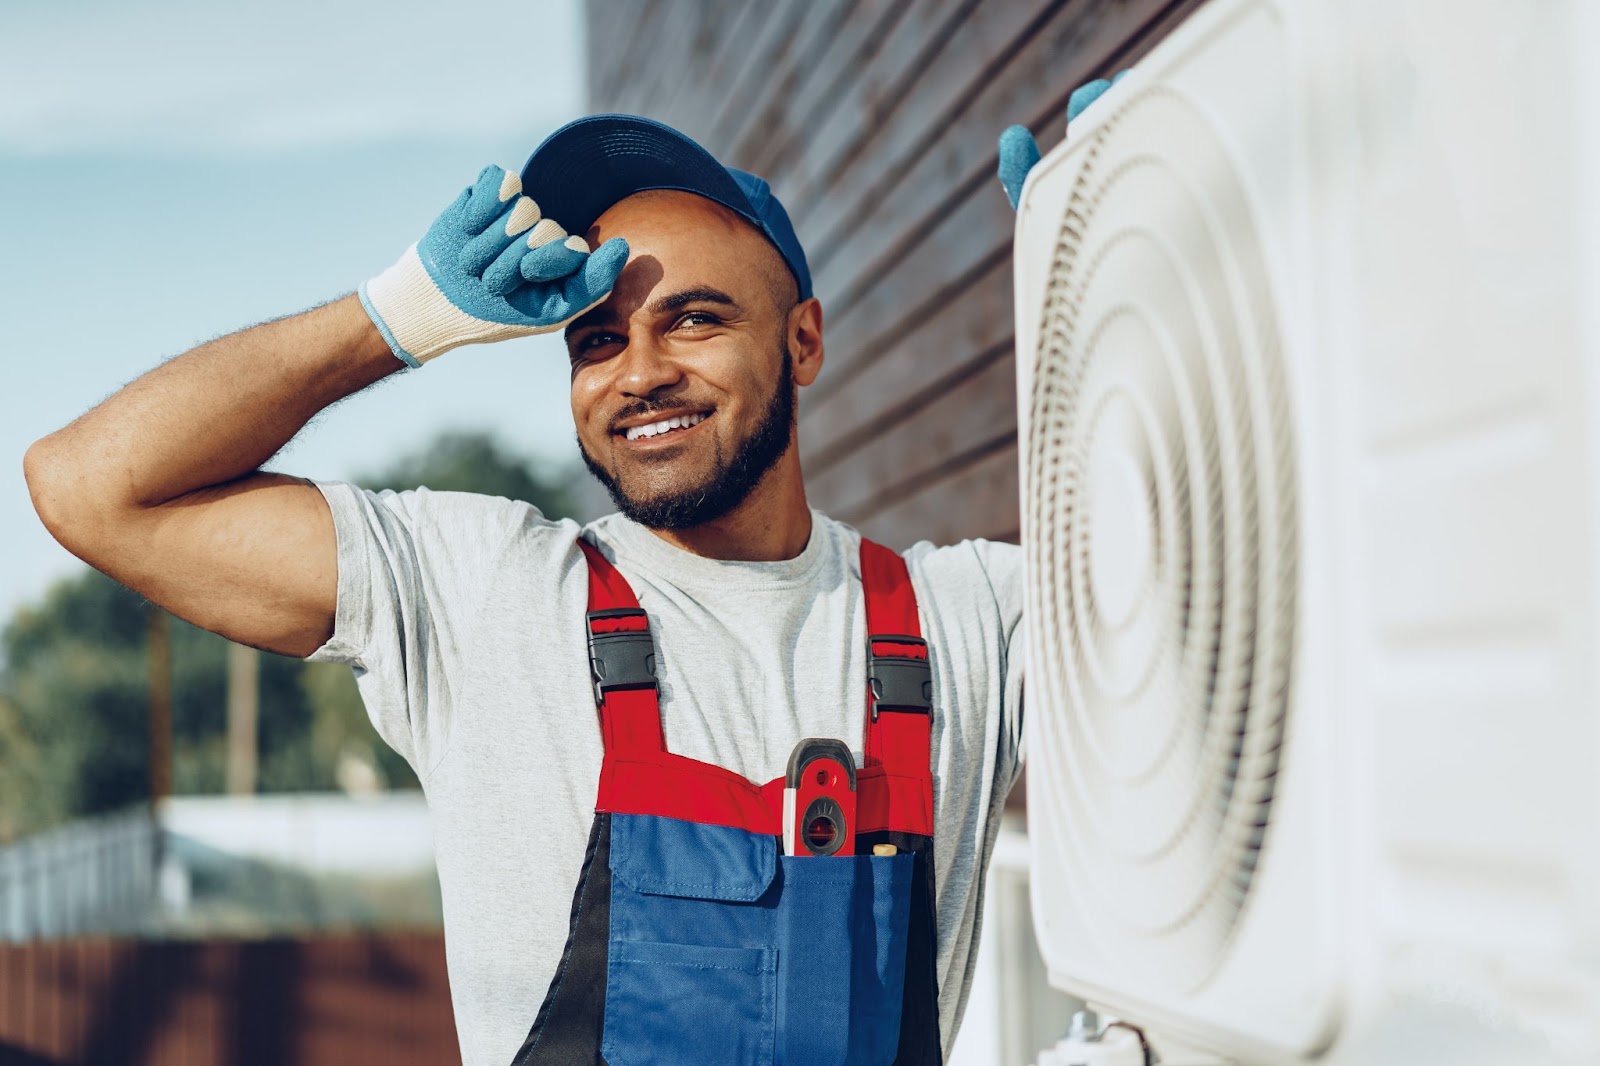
[{"xmin": 579, "ymin": 349, "xmax": 796, "ymax": 531}]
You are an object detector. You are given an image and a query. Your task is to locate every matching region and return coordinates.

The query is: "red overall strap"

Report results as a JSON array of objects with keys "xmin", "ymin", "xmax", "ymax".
[
  {"xmin": 577, "ymin": 539, "xmax": 664, "ymax": 756},
  {"xmin": 575, "ymin": 536, "xmax": 932, "ymax": 838},
  {"xmin": 859, "ymin": 539, "xmax": 934, "ymax": 836}
]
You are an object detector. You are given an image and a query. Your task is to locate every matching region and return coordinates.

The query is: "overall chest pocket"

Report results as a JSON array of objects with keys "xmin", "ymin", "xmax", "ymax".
[{"xmin": 604, "ymin": 814, "xmax": 913, "ymax": 1066}]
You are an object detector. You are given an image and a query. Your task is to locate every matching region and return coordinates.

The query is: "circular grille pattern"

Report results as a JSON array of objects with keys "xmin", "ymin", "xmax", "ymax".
[{"xmin": 1024, "ymin": 88, "xmax": 1299, "ymax": 994}]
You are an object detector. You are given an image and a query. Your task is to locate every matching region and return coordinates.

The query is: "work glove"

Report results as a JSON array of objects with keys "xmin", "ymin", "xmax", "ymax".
[
  {"xmin": 361, "ymin": 165, "xmax": 629, "ymax": 367},
  {"xmin": 997, "ymin": 72, "xmax": 1130, "ymax": 211}
]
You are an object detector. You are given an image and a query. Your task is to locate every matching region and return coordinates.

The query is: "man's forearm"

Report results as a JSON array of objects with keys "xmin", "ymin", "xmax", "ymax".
[{"xmin": 27, "ymin": 294, "xmax": 397, "ymax": 523}]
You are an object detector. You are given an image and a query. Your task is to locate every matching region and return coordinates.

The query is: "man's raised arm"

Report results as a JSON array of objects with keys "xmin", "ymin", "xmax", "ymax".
[
  {"xmin": 25, "ymin": 296, "xmax": 394, "ymax": 657},
  {"xmin": 24, "ymin": 163, "xmax": 627, "ymax": 659}
]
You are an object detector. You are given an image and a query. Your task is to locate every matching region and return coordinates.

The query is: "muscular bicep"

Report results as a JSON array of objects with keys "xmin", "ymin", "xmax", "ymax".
[{"xmin": 85, "ymin": 473, "xmax": 338, "ymax": 658}]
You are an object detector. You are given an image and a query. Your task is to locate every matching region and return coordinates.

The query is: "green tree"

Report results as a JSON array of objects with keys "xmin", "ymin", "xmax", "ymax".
[
  {"xmin": 0, "ymin": 430, "xmax": 580, "ymax": 841},
  {"xmin": 0, "ymin": 570, "xmax": 319, "ymax": 840},
  {"xmin": 356, "ymin": 430, "xmax": 580, "ymax": 516}
]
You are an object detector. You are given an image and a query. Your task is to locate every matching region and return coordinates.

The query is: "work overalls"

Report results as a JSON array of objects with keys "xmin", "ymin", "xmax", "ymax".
[{"xmin": 510, "ymin": 537, "xmax": 943, "ymax": 1065}]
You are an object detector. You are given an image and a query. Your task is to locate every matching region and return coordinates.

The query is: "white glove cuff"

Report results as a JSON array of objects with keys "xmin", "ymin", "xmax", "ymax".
[{"xmin": 360, "ymin": 244, "xmax": 530, "ymax": 367}]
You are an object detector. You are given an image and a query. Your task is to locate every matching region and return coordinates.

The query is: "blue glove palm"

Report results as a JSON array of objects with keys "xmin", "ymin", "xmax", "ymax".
[
  {"xmin": 363, "ymin": 165, "xmax": 629, "ymax": 367},
  {"xmin": 998, "ymin": 73, "xmax": 1129, "ymax": 211}
]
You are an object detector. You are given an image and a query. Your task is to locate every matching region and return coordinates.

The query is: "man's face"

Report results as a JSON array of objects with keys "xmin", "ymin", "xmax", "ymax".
[{"xmin": 566, "ymin": 191, "xmax": 816, "ymax": 529}]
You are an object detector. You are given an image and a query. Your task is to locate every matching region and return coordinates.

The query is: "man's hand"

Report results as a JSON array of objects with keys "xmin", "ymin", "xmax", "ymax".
[
  {"xmin": 361, "ymin": 165, "xmax": 630, "ymax": 367},
  {"xmin": 997, "ymin": 73, "xmax": 1129, "ymax": 211}
]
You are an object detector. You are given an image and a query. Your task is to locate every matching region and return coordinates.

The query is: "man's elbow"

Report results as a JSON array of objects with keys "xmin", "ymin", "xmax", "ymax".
[
  {"xmin": 24, "ymin": 435, "xmax": 105, "ymax": 555},
  {"xmin": 24, "ymin": 435, "xmax": 65, "ymax": 525}
]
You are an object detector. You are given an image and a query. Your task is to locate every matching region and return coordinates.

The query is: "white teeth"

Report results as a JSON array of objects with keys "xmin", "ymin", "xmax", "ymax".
[{"xmin": 624, "ymin": 412, "xmax": 707, "ymax": 441}]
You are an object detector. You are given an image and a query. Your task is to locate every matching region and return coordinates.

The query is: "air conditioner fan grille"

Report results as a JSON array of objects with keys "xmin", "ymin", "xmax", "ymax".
[{"xmin": 1024, "ymin": 88, "xmax": 1300, "ymax": 994}]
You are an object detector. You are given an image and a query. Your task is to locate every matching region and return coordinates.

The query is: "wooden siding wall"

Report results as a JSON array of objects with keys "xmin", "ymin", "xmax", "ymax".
[
  {"xmin": 588, "ymin": 0, "xmax": 1203, "ymax": 548},
  {"xmin": 0, "ymin": 936, "xmax": 457, "ymax": 1066}
]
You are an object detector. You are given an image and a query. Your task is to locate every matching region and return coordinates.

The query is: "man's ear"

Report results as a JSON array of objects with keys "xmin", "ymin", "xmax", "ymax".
[{"xmin": 789, "ymin": 298, "xmax": 824, "ymax": 386}]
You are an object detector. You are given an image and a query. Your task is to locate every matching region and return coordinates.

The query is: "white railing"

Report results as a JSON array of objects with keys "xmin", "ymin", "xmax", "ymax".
[
  {"xmin": 0, "ymin": 807, "xmax": 158, "ymax": 942},
  {"xmin": 0, "ymin": 794, "xmax": 440, "ymax": 941}
]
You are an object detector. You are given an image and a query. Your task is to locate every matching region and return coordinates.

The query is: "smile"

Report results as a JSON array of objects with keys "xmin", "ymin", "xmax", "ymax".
[{"xmin": 621, "ymin": 411, "xmax": 710, "ymax": 442}]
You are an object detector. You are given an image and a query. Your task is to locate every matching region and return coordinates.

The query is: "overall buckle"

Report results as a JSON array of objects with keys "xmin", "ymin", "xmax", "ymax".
[
  {"xmin": 868, "ymin": 634, "xmax": 931, "ymax": 718},
  {"xmin": 587, "ymin": 608, "xmax": 657, "ymax": 706}
]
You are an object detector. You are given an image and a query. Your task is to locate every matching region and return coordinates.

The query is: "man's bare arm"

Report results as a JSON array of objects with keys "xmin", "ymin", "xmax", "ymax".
[
  {"xmin": 24, "ymin": 163, "xmax": 628, "ymax": 660},
  {"xmin": 24, "ymin": 295, "xmax": 397, "ymax": 658}
]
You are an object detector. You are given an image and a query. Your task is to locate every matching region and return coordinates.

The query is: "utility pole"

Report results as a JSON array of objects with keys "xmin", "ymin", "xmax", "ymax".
[
  {"xmin": 147, "ymin": 605, "xmax": 172, "ymax": 810},
  {"xmin": 225, "ymin": 642, "xmax": 260, "ymax": 796}
]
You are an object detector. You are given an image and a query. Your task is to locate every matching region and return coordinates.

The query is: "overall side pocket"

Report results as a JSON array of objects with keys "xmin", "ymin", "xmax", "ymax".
[{"xmin": 602, "ymin": 939, "xmax": 776, "ymax": 1065}]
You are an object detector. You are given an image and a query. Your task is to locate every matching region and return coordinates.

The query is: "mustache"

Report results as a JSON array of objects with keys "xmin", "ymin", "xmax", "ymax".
[{"xmin": 607, "ymin": 398, "xmax": 714, "ymax": 433}]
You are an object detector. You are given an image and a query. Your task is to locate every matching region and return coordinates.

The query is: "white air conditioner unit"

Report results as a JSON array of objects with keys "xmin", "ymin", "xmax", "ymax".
[{"xmin": 1014, "ymin": 0, "xmax": 1600, "ymax": 1063}]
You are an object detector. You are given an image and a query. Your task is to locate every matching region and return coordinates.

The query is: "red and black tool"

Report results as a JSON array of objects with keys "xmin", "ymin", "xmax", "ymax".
[{"xmin": 783, "ymin": 738, "xmax": 858, "ymax": 856}]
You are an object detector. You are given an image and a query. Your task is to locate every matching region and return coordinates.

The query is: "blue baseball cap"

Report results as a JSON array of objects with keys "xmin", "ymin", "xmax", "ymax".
[{"xmin": 519, "ymin": 114, "xmax": 812, "ymax": 302}]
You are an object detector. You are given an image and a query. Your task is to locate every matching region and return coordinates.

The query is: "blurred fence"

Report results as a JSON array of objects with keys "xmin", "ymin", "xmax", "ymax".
[
  {"xmin": 0, "ymin": 812, "xmax": 157, "ymax": 943},
  {"xmin": 0, "ymin": 934, "xmax": 457, "ymax": 1065},
  {"xmin": 0, "ymin": 799, "xmax": 454, "ymax": 1063}
]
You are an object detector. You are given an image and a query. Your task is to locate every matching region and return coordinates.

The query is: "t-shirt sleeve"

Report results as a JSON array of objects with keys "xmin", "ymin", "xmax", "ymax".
[
  {"xmin": 303, "ymin": 479, "xmax": 567, "ymax": 779},
  {"xmin": 970, "ymin": 539, "xmax": 1025, "ymax": 789},
  {"xmin": 905, "ymin": 537, "xmax": 1026, "ymax": 797}
]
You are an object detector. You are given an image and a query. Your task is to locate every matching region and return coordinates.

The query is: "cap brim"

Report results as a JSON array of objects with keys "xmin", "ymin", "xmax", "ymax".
[{"xmin": 519, "ymin": 114, "xmax": 758, "ymax": 238}]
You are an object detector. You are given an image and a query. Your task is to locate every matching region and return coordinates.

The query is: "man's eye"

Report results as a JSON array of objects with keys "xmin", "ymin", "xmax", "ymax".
[
  {"xmin": 573, "ymin": 332, "xmax": 622, "ymax": 357},
  {"xmin": 677, "ymin": 311, "xmax": 721, "ymax": 329}
]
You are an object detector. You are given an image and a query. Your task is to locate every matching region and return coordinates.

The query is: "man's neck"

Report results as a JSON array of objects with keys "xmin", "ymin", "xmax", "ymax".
[{"xmin": 647, "ymin": 462, "xmax": 814, "ymax": 562}]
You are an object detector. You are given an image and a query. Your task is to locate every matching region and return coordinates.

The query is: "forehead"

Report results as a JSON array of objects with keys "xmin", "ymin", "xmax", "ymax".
[{"xmin": 585, "ymin": 190, "xmax": 785, "ymax": 297}]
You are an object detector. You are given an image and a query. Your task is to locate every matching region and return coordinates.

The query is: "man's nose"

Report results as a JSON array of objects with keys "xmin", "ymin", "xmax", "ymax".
[{"xmin": 615, "ymin": 331, "xmax": 682, "ymax": 398}]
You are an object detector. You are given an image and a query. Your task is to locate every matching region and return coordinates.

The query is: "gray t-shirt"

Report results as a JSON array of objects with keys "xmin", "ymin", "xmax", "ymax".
[{"xmin": 307, "ymin": 481, "xmax": 1024, "ymax": 1065}]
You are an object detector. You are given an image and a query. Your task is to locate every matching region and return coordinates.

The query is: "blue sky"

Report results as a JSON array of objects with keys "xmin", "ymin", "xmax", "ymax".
[{"xmin": 0, "ymin": 0, "xmax": 590, "ymax": 624}]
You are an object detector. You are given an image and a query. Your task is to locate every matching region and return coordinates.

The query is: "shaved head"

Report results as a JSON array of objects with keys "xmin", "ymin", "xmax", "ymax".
[{"xmin": 612, "ymin": 190, "xmax": 798, "ymax": 315}]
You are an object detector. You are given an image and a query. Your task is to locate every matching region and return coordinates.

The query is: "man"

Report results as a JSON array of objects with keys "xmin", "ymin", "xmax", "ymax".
[{"xmin": 26, "ymin": 115, "xmax": 1023, "ymax": 1063}]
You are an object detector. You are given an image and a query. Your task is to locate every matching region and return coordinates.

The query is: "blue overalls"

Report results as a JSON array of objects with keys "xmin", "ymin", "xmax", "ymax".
[{"xmin": 509, "ymin": 537, "xmax": 943, "ymax": 1065}]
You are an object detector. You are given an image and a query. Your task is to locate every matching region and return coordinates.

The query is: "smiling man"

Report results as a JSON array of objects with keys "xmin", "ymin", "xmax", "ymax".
[
  {"xmin": 568, "ymin": 189, "xmax": 817, "ymax": 553},
  {"xmin": 24, "ymin": 115, "xmax": 1023, "ymax": 1065}
]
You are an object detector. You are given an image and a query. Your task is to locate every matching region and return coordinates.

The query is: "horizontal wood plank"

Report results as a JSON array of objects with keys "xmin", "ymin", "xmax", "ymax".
[
  {"xmin": 800, "ymin": 251, "xmax": 1014, "ymax": 471},
  {"xmin": 700, "ymin": 2, "xmax": 816, "ymax": 149},
  {"xmin": 807, "ymin": 347, "xmax": 1019, "ymax": 518},
  {"xmin": 812, "ymin": 195, "xmax": 1012, "ymax": 411},
  {"xmin": 806, "ymin": 0, "xmax": 1205, "ymax": 259},
  {"xmin": 714, "ymin": 0, "xmax": 861, "ymax": 165},
  {"xmin": 737, "ymin": 0, "xmax": 911, "ymax": 177},
  {"xmin": 763, "ymin": 0, "xmax": 976, "ymax": 196},
  {"xmin": 845, "ymin": 442, "xmax": 1020, "ymax": 549},
  {"xmin": 793, "ymin": 0, "xmax": 1067, "ymax": 241},
  {"xmin": 780, "ymin": 0, "xmax": 1004, "ymax": 217},
  {"xmin": 812, "ymin": 0, "xmax": 1194, "ymax": 319},
  {"xmin": 807, "ymin": 1, "xmax": 1206, "ymax": 451},
  {"xmin": 656, "ymin": 0, "xmax": 769, "ymax": 130},
  {"xmin": 611, "ymin": 4, "xmax": 700, "ymax": 119}
]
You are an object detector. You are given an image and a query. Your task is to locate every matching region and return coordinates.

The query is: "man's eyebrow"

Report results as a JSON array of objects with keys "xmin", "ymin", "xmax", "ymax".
[
  {"xmin": 564, "ymin": 305, "xmax": 616, "ymax": 341},
  {"xmin": 649, "ymin": 287, "xmax": 741, "ymax": 316}
]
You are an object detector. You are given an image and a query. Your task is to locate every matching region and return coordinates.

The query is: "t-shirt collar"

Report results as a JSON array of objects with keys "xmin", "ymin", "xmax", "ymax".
[{"xmin": 594, "ymin": 509, "xmax": 832, "ymax": 591}]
